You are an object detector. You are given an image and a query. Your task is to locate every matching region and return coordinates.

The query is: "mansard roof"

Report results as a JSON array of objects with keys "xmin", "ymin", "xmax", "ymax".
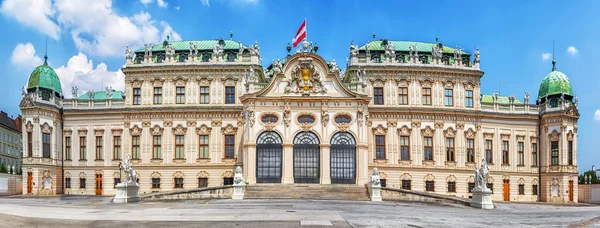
[
  {"xmin": 359, "ymin": 40, "xmax": 471, "ymax": 55},
  {"xmin": 134, "ymin": 39, "xmax": 246, "ymax": 53},
  {"xmin": 77, "ymin": 90, "xmax": 124, "ymax": 101},
  {"xmin": 481, "ymin": 94, "xmax": 523, "ymax": 104}
]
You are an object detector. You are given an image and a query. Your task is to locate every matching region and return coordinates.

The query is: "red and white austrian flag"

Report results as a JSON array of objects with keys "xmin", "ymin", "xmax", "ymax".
[{"xmin": 292, "ymin": 19, "xmax": 306, "ymax": 48}]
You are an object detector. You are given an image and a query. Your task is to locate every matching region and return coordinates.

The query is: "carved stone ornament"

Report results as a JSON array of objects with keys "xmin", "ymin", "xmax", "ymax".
[
  {"xmin": 424, "ymin": 174, "xmax": 435, "ymax": 182},
  {"xmin": 172, "ymin": 124, "xmax": 187, "ymax": 135},
  {"xmin": 222, "ymin": 171, "xmax": 234, "ymax": 178},
  {"xmin": 198, "ymin": 78, "xmax": 212, "ymax": 86},
  {"xmin": 78, "ymin": 129, "xmax": 88, "ymax": 136},
  {"xmin": 173, "ymin": 171, "xmax": 185, "ymax": 178},
  {"xmin": 411, "ymin": 120, "xmax": 421, "ymax": 128},
  {"xmin": 221, "ymin": 124, "xmax": 238, "ymax": 134},
  {"xmin": 567, "ymin": 130, "xmax": 574, "ymax": 141},
  {"xmin": 152, "ymin": 78, "xmax": 163, "ymax": 87},
  {"xmin": 284, "ymin": 58, "xmax": 327, "ymax": 95},
  {"xmin": 142, "ymin": 121, "xmax": 151, "ymax": 128},
  {"xmin": 332, "ymin": 112, "xmax": 352, "ymax": 132},
  {"xmin": 260, "ymin": 112, "xmax": 279, "ymax": 131},
  {"xmin": 464, "ymin": 128, "xmax": 476, "ymax": 139},
  {"xmin": 501, "ymin": 134, "xmax": 510, "ymax": 140},
  {"xmin": 247, "ymin": 110, "xmax": 255, "ymax": 128},
  {"xmin": 94, "ymin": 129, "xmax": 104, "ymax": 136},
  {"xmin": 175, "ymin": 77, "xmax": 187, "ymax": 87},
  {"xmin": 186, "ymin": 120, "xmax": 197, "ymax": 127},
  {"xmin": 111, "ymin": 129, "xmax": 123, "ymax": 136},
  {"xmin": 132, "ymin": 79, "xmax": 143, "ymax": 87},
  {"xmin": 372, "ymin": 124, "xmax": 388, "ymax": 135},
  {"xmin": 397, "ymin": 125, "xmax": 412, "ymax": 136},
  {"xmin": 565, "ymin": 105, "xmax": 580, "ymax": 118},
  {"xmin": 419, "ymin": 79, "xmax": 433, "ymax": 88},
  {"xmin": 396, "ymin": 78, "xmax": 410, "ymax": 87},
  {"xmin": 387, "ymin": 120, "xmax": 398, "ymax": 128},
  {"xmin": 530, "ymin": 136, "xmax": 538, "ymax": 143},
  {"xmin": 463, "ymin": 81, "xmax": 475, "ymax": 90},
  {"xmin": 421, "ymin": 126, "xmax": 435, "ymax": 137},
  {"xmin": 163, "ymin": 120, "xmax": 173, "ymax": 127},
  {"xmin": 476, "ymin": 123, "xmax": 482, "ymax": 131},
  {"xmin": 26, "ymin": 121, "xmax": 33, "ymax": 132},
  {"xmin": 41, "ymin": 122, "xmax": 52, "ymax": 134},
  {"xmin": 444, "ymin": 127, "xmax": 456, "ymax": 138},
  {"xmin": 549, "ymin": 130, "xmax": 560, "ymax": 141},
  {"xmin": 456, "ymin": 123, "xmax": 464, "ymax": 130},
  {"xmin": 151, "ymin": 125, "xmax": 163, "ymax": 136},
  {"xmin": 33, "ymin": 117, "xmax": 40, "ymax": 123},
  {"xmin": 443, "ymin": 80, "xmax": 455, "ymax": 89},
  {"xmin": 211, "ymin": 120, "xmax": 222, "ymax": 127},
  {"xmin": 296, "ymin": 113, "xmax": 316, "ymax": 132},
  {"xmin": 516, "ymin": 135, "xmax": 525, "ymax": 142},
  {"xmin": 483, "ymin": 133, "xmax": 493, "ymax": 140},
  {"xmin": 434, "ymin": 122, "xmax": 444, "ymax": 129},
  {"xmin": 321, "ymin": 109, "xmax": 329, "ymax": 127},
  {"xmin": 196, "ymin": 124, "xmax": 212, "ymax": 135},
  {"xmin": 197, "ymin": 171, "xmax": 209, "ymax": 178},
  {"xmin": 151, "ymin": 171, "xmax": 161, "ymax": 179},
  {"xmin": 130, "ymin": 125, "xmax": 142, "ymax": 136},
  {"xmin": 64, "ymin": 130, "xmax": 72, "ymax": 136},
  {"xmin": 401, "ymin": 173, "xmax": 412, "ymax": 181},
  {"xmin": 370, "ymin": 78, "xmax": 385, "ymax": 87}
]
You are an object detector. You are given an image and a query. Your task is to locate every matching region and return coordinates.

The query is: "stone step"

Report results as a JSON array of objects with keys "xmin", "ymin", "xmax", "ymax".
[{"xmin": 244, "ymin": 184, "xmax": 370, "ymax": 201}]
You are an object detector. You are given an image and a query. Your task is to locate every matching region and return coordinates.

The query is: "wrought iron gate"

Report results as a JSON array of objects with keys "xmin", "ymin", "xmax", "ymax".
[
  {"xmin": 256, "ymin": 131, "xmax": 282, "ymax": 183},
  {"xmin": 330, "ymin": 132, "xmax": 356, "ymax": 184},
  {"xmin": 293, "ymin": 132, "xmax": 320, "ymax": 184}
]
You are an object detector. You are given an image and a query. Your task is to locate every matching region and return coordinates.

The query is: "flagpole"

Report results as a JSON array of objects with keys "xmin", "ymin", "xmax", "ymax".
[{"xmin": 304, "ymin": 18, "xmax": 307, "ymax": 41}]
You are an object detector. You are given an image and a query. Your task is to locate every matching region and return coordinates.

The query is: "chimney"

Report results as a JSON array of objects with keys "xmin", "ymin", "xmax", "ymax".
[{"xmin": 13, "ymin": 115, "xmax": 22, "ymax": 133}]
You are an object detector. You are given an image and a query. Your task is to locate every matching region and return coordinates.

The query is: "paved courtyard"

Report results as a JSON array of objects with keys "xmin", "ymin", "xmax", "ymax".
[{"xmin": 0, "ymin": 196, "xmax": 598, "ymax": 228}]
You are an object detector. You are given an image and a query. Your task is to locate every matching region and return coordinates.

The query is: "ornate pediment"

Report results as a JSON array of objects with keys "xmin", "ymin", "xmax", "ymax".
[
  {"xmin": 419, "ymin": 79, "xmax": 434, "ymax": 88},
  {"xmin": 421, "ymin": 125, "xmax": 435, "ymax": 137},
  {"xmin": 332, "ymin": 112, "xmax": 352, "ymax": 132},
  {"xmin": 260, "ymin": 112, "xmax": 279, "ymax": 131},
  {"xmin": 150, "ymin": 125, "xmax": 163, "ymax": 135},
  {"xmin": 434, "ymin": 122, "xmax": 444, "ymax": 129},
  {"xmin": 64, "ymin": 130, "xmax": 72, "ymax": 136},
  {"xmin": 444, "ymin": 127, "xmax": 456, "ymax": 138},
  {"xmin": 372, "ymin": 124, "xmax": 388, "ymax": 135},
  {"xmin": 483, "ymin": 133, "xmax": 493, "ymax": 140},
  {"xmin": 25, "ymin": 121, "xmax": 33, "ymax": 132},
  {"xmin": 443, "ymin": 80, "xmax": 455, "ymax": 89},
  {"xmin": 462, "ymin": 80, "xmax": 476, "ymax": 90},
  {"xmin": 516, "ymin": 135, "xmax": 525, "ymax": 142},
  {"xmin": 78, "ymin": 129, "xmax": 88, "ymax": 136},
  {"xmin": 211, "ymin": 120, "xmax": 222, "ymax": 127},
  {"xmin": 395, "ymin": 78, "xmax": 410, "ymax": 87},
  {"xmin": 549, "ymin": 130, "xmax": 560, "ymax": 141},
  {"xmin": 19, "ymin": 95, "xmax": 35, "ymax": 108},
  {"xmin": 94, "ymin": 129, "xmax": 104, "ymax": 136},
  {"xmin": 397, "ymin": 125, "xmax": 412, "ymax": 136},
  {"xmin": 221, "ymin": 124, "xmax": 238, "ymax": 134},
  {"xmin": 567, "ymin": 130, "xmax": 574, "ymax": 141},
  {"xmin": 464, "ymin": 128, "xmax": 476, "ymax": 139},
  {"xmin": 284, "ymin": 57, "xmax": 326, "ymax": 95},
  {"xmin": 411, "ymin": 120, "xmax": 421, "ymax": 128},
  {"xmin": 501, "ymin": 134, "xmax": 510, "ymax": 140},
  {"xmin": 41, "ymin": 122, "xmax": 53, "ymax": 134},
  {"xmin": 142, "ymin": 121, "xmax": 151, "ymax": 128},
  {"xmin": 151, "ymin": 78, "xmax": 164, "ymax": 87},
  {"xmin": 130, "ymin": 125, "xmax": 142, "ymax": 136},
  {"xmin": 387, "ymin": 120, "xmax": 397, "ymax": 128},
  {"xmin": 196, "ymin": 124, "xmax": 212, "ymax": 135},
  {"xmin": 565, "ymin": 105, "xmax": 580, "ymax": 118},
  {"xmin": 111, "ymin": 129, "xmax": 122, "ymax": 136},
  {"xmin": 172, "ymin": 124, "xmax": 187, "ymax": 135}
]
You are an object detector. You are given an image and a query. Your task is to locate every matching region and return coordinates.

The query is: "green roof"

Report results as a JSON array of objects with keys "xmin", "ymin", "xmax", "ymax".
[
  {"xmin": 77, "ymin": 90, "xmax": 124, "ymax": 100},
  {"xmin": 27, "ymin": 59, "xmax": 62, "ymax": 94},
  {"xmin": 481, "ymin": 94, "xmax": 523, "ymax": 104},
  {"xmin": 359, "ymin": 40, "xmax": 470, "ymax": 55},
  {"xmin": 134, "ymin": 39, "xmax": 246, "ymax": 53},
  {"xmin": 537, "ymin": 69, "xmax": 573, "ymax": 99}
]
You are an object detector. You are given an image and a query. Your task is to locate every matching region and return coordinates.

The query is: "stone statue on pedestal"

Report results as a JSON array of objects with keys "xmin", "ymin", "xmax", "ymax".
[
  {"xmin": 471, "ymin": 159, "xmax": 494, "ymax": 209},
  {"xmin": 113, "ymin": 154, "xmax": 141, "ymax": 203},
  {"xmin": 120, "ymin": 155, "xmax": 138, "ymax": 184},
  {"xmin": 369, "ymin": 168, "xmax": 382, "ymax": 201},
  {"xmin": 232, "ymin": 166, "xmax": 245, "ymax": 200}
]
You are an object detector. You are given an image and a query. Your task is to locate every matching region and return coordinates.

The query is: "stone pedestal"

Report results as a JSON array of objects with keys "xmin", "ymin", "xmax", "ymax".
[
  {"xmin": 369, "ymin": 184, "xmax": 382, "ymax": 202},
  {"xmin": 232, "ymin": 183, "xmax": 245, "ymax": 200},
  {"xmin": 471, "ymin": 188, "xmax": 494, "ymax": 209},
  {"xmin": 113, "ymin": 182, "xmax": 140, "ymax": 203}
]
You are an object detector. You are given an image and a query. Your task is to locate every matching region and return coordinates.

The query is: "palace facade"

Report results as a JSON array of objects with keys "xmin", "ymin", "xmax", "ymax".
[{"xmin": 19, "ymin": 37, "xmax": 579, "ymax": 203}]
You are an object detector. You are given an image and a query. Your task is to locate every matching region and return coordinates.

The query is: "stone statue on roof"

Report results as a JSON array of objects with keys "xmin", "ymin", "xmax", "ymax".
[
  {"xmin": 249, "ymin": 41, "xmax": 260, "ymax": 56},
  {"xmin": 385, "ymin": 43, "xmax": 395, "ymax": 62},
  {"xmin": 106, "ymin": 87, "xmax": 113, "ymax": 99},
  {"xmin": 365, "ymin": 43, "xmax": 370, "ymax": 56},
  {"xmin": 524, "ymin": 92, "xmax": 530, "ymax": 104},
  {"xmin": 345, "ymin": 57, "xmax": 349, "ymax": 68},
  {"xmin": 213, "ymin": 42, "xmax": 224, "ymax": 61},
  {"xmin": 329, "ymin": 59, "xmax": 340, "ymax": 73},
  {"xmin": 349, "ymin": 43, "xmax": 358, "ymax": 57},
  {"xmin": 189, "ymin": 42, "xmax": 194, "ymax": 55},
  {"xmin": 21, "ymin": 86, "xmax": 26, "ymax": 97},
  {"xmin": 72, "ymin": 86, "xmax": 78, "ymax": 98},
  {"xmin": 88, "ymin": 90, "xmax": 94, "ymax": 100},
  {"xmin": 238, "ymin": 41, "xmax": 244, "ymax": 56},
  {"xmin": 125, "ymin": 46, "xmax": 132, "ymax": 59},
  {"xmin": 474, "ymin": 48, "xmax": 480, "ymax": 63},
  {"xmin": 413, "ymin": 44, "xmax": 418, "ymax": 57},
  {"xmin": 409, "ymin": 45, "xmax": 413, "ymax": 57},
  {"xmin": 453, "ymin": 48, "xmax": 458, "ymax": 60},
  {"xmin": 458, "ymin": 47, "xmax": 463, "ymax": 60},
  {"xmin": 272, "ymin": 59, "xmax": 282, "ymax": 74}
]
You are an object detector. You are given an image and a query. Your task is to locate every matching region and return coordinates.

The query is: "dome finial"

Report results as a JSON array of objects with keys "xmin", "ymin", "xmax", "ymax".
[
  {"xmin": 552, "ymin": 40, "xmax": 556, "ymax": 71},
  {"xmin": 44, "ymin": 35, "xmax": 48, "ymax": 65}
]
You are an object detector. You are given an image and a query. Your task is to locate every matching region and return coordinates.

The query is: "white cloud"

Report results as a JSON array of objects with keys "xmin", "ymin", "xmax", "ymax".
[
  {"xmin": 11, "ymin": 43, "xmax": 44, "ymax": 70},
  {"xmin": 54, "ymin": 53, "xmax": 125, "ymax": 98},
  {"xmin": 53, "ymin": 0, "xmax": 180, "ymax": 57},
  {"xmin": 175, "ymin": 6, "xmax": 180, "ymax": 10},
  {"xmin": 567, "ymin": 46, "xmax": 578, "ymax": 56},
  {"xmin": 201, "ymin": 0, "xmax": 210, "ymax": 6},
  {"xmin": 0, "ymin": 0, "xmax": 60, "ymax": 39},
  {"xmin": 160, "ymin": 21, "xmax": 182, "ymax": 41},
  {"xmin": 140, "ymin": 0, "xmax": 152, "ymax": 4},
  {"xmin": 157, "ymin": 0, "xmax": 167, "ymax": 8},
  {"xmin": 542, "ymin": 52, "xmax": 551, "ymax": 60},
  {"xmin": 595, "ymin": 110, "xmax": 600, "ymax": 123}
]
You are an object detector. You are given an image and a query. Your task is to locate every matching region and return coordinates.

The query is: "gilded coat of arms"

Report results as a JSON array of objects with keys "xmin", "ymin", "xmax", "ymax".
[{"xmin": 284, "ymin": 58, "xmax": 326, "ymax": 95}]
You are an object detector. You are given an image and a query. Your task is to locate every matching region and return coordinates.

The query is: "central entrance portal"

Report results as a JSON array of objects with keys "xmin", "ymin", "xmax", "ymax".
[
  {"xmin": 293, "ymin": 132, "xmax": 320, "ymax": 183},
  {"xmin": 256, "ymin": 131, "xmax": 283, "ymax": 183},
  {"xmin": 330, "ymin": 132, "xmax": 356, "ymax": 184}
]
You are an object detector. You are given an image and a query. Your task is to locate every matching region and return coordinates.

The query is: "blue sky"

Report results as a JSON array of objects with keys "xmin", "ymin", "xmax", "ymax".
[{"xmin": 0, "ymin": 0, "xmax": 598, "ymax": 172}]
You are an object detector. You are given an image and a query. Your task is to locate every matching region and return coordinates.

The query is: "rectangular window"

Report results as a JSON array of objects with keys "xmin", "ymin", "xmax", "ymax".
[
  {"xmin": 65, "ymin": 137, "xmax": 71, "ymax": 160},
  {"xmin": 502, "ymin": 141, "xmax": 509, "ymax": 165},
  {"xmin": 176, "ymin": 87, "xmax": 185, "ymax": 104},
  {"xmin": 152, "ymin": 178, "xmax": 161, "ymax": 189},
  {"xmin": 400, "ymin": 136, "xmax": 410, "ymax": 160},
  {"xmin": 225, "ymin": 135, "xmax": 235, "ymax": 158},
  {"xmin": 174, "ymin": 178, "xmax": 183, "ymax": 188},
  {"xmin": 447, "ymin": 181, "xmax": 456, "ymax": 193},
  {"xmin": 468, "ymin": 182, "xmax": 475, "ymax": 193},
  {"xmin": 424, "ymin": 137, "xmax": 433, "ymax": 161},
  {"xmin": 223, "ymin": 177, "xmax": 234, "ymax": 186},
  {"xmin": 425, "ymin": 180, "xmax": 435, "ymax": 192},
  {"xmin": 114, "ymin": 178, "xmax": 120, "ymax": 188},
  {"xmin": 532, "ymin": 184, "xmax": 538, "ymax": 195},
  {"xmin": 466, "ymin": 138, "xmax": 475, "ymax": 163},
  {"xmin": 80, "ymin": 137, "xmax": 87, "ymax": 160},
  {"xmin": 422, "ymin": 88, "xmax": 432, "ymax": 105},
  {"xmin": 398, "ymin": 87, "xmax": 408, "ymax": 105},
  {"xmin": 175, "ymin": 135, "xmax": 185, "ymax": 159},
  {"xmin": 380, "ymin": 179, "xmax": 387, "ymax": 188},
  {"xmin": 444, "ymin": 89, "xmax": 453, "ymax": 107},
  {"xmin": 95, "ymin": 136, "xmax": 103, "ymax": 160},
  {"xmin": 446, "ymin": 138, "xmax": 455, "ymax": 162},
  {"xmin": 225, "ymin": 86, "xmax": 236, "ymax": 104},
  {"xmin": 153, "ymin": 136, "xmax": 162, "ymax": 159},
  {"xmin": 132, "ymin": 136, "xmax": 140, "ymax": 159},
  {"xmin": 568, "ymin": 141, "xmax": 573, "ymax": 165},
  {"xmin": 198, "ymin": 177, "xmax": 208, "ymax": 188},
  {"xmin": 532, "ymin": 143, "xmax": 538, "ymax": 166},
  {"xmin": 200, "ymin": 86, "xmax": 210, "ymax": 104},
  {"xmin": 485, "ymin": 140, "xmax": 493, "ymax": 164},
  {"xmin": 375, "ymin": 135, "xmax": 386, "ymax": 159},
  {"xmin": 153, "ymin": 87, "xmax": 162, "ymax": 104},
  {"xmin": 199, "ymin": 135, "xmax": 209, "ymax": 159},
  {"xmin": 373, "ymin": 88, "xmax": 384, "ymax": 105},
  {"xmin": 80, "ymin": 178, "xmax": 86, "ymax": 189},
  {"xmin": 27, "ymin": 132, "xmax": 32, "ymax": 157},
  {"xmin": 465, "ymin": 90, "xmax": 474, "ymax": 108},
  {"xmin": 113, "ymin": 136, "xmax": 121, "ymax": 160},
  {"xmin": 133, "ymin": 88, "xmax": 141, "ymax": 105},
  {"xmin": 518, "ymin": 184, "xmax": 525, "ymax": 195},
  {"xmin": 518, "ymin": 142, "xmax": 524, "ymax": 166},
  {"xmin": 551, "ymin": 141, "xmax": 559, "ymax": 165},
  {"xmin": 42, "ymin": 133, "xmax": 50, "ymax": 158},
  {"xmin": 65, "ymin": 178, "xmax": 71, "ymax": 188},
  {"xmin": 401, "ymin": 180, "xmax": 411, "ymax": 190}
]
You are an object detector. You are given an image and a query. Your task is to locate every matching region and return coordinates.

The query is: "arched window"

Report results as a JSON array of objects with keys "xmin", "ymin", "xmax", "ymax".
[
  {"xmin": 227, "ymin": 53, "xmax": 236, "ymax": 62},
  {"xmin": 256, "ymin": 131, "xmax": 283, "ymax": 183},
  {"xmin": 371, "ymin": 54, "xmax": 380, "ymax": 63},
  {"xmin": 293, "ymin": 131, "xmax": 319, "ymax": 144},
  {"xmin": 334, "ymin": 114, "xmax": 351, "ymax": 124},
  {"xmin": 298, "ymin": 115, "xmax": 315, "ymax": 124},
  {"xmin": 261, "ymin": 114, "xmax": 278, "ymax": 124},
  {"xmin": 202, "ymin": 53, "xmax": 211, "ymax": 62},
  {"xmin": 257, "ymin": 131, "xmax": 283, "ymax": 144},
  {"xmin": 179, "ymin": 53, "xmax": 187, "ymax": 62},
  {"xmin": 396, "ymin": 54, "xmax": 405, "ymax": 63},
  {"xmin": 157, "ymin": 54, "xmax": 165, "ymax": 63},
  {"xmin": 330, "ymin": 132, "xmax": 356, "ymax": 184}
]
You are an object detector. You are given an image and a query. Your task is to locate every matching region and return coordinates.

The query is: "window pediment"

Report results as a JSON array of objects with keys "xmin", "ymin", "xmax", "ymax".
[
  {"xmin": 372, "ymin": 124, "xmax": 388, "ymax": 135},
  {"xmin": 421, "ymin": 126, "xmax": 435, "ymax": 137}
]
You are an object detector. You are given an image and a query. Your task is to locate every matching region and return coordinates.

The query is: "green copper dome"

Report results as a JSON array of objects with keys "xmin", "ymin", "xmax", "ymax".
[
  {"xmin": 537, "ymin": 61, "xmax": 572, "ymax": 99},
  {"xmin": 27, "ymin": 56, "xmax": 62, "ymax": 94}
]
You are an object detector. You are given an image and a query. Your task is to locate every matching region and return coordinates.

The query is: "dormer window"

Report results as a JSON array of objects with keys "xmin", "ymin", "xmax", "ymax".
[
  {"xmin": 371, "ymin": 54, "xmax": 380, "ymax": 63},
  {"xmin": 202, "ymin": 54, "xmax": 211, "ymax": 62},
  {"xmin": 179, "ymin": 53, "xmax": 187, "ymax": 62},
  {"xmin": 227, "ymin": 53, "xmax": 236, "ymax": 62}
]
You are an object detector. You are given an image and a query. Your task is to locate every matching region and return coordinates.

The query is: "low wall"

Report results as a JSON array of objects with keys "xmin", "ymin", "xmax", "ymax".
[
  {"xmin": 0, "ymin": 173, "xmax": 22, "ymax": 196},
  {"xmin": 141, "ymin": 185, "xmax": 234, "ymax": 201},
  {"xmin": 380, "ymin": 187, "xmax": 471, "ymax": 206},
  {"xmin": 578, "ymin": 184, "xmax": 600, "ymax": 204}
]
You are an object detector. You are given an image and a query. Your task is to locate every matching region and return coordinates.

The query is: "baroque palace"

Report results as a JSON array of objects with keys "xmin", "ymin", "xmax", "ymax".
[{"xmin": 19, "ymin": 36, "xmax": 579, "ymax": 203}]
